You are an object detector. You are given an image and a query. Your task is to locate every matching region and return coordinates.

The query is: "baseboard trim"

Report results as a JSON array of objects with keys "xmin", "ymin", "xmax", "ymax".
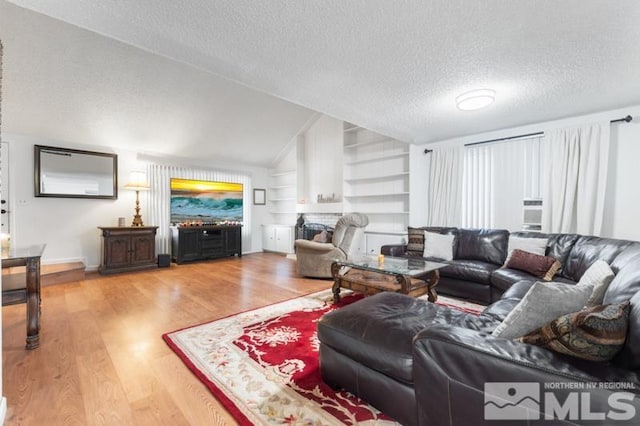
[{"xmin": 0, "ymin": 396, "xmax": 7, "ymax": 424}]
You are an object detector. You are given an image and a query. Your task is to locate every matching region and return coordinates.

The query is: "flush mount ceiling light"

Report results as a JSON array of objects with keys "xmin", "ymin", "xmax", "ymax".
[{"xmin": 456, "ymin": 89, "xmax": 496, "ymax": 111}]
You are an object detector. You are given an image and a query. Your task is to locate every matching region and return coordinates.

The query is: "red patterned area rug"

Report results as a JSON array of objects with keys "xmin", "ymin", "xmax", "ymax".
[{"xmin": 162, "ymin": 290, "xmax": 484, "ymax": 425}]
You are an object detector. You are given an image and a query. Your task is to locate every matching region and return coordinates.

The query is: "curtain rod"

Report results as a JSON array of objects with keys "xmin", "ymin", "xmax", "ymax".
[{"xmin": 424, "ymin": 114, "xmax": 633, "ymax": 154}]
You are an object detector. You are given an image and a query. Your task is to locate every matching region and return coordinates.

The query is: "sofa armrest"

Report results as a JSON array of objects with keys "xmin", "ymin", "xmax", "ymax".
[
  {"xmin": 294, "ymin": 239, "xmax": 340, "ymax": 253},
  {"xmin": 380, "ymin": 244, "xmax": 407, "ymax": 256},
  {"xmin": 413, "ymin": 325, "xmax": 640, "ymax": 425}
]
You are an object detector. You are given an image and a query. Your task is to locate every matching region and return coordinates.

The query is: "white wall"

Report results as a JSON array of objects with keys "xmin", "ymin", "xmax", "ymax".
[
  {"xmin": 6, "ymin": 134, "xmax": 271, "ymax": 268},
  {"xmin": 299, "ymin": 115, "xmax": 343, "ymax": 204},
  {"xmin": 411, "ymin": 105, "xmax": 640, "ymax": 240}
]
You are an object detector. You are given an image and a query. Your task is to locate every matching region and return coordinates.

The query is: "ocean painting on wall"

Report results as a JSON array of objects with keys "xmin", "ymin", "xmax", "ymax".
[{"xmin": 170, "ymin": 178, "xmax": 243, "ymax": 224}]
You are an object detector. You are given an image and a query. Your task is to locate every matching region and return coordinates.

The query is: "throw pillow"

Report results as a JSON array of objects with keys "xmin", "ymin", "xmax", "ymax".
[
  {"xmin": 506, "ymin": 236, "xmax": 548, "ymax": 260},
  {"xmin": 577, "ymin": 260, "xmax": 615, "ymax": 307},
  {"xmin": 504, "ymin": 249, "xmax": 561, "ymax": 281},
  {"xmin": 312, "ymin": 230, "xmax": 330, "ymax": 243},
  {"xmin": 423, "ymin": 231, "xmax": 455, "ymax": 261},
  {"xmin": 492, "ymin": 281, "xmax": 592, "ymax": 339},
  {"xmin": 519, "ymin": 301, "xmax": 630, "ymax": 362},
  {"xmin": 406, "ymin": 227, "xmax": 425, "ymax": 257}
]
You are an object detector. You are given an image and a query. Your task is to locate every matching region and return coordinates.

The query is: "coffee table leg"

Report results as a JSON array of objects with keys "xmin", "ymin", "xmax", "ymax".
[
  {"xmin": 331, "ymin": 262, "xmax": 342, "ymax": 303},
  {"xmin": 427, "ymin": 287, "xmax": 438, "ymax": 302},
  {"xmin": 332, "ymin": 280, "xmax": 341, "ymax": 303}
]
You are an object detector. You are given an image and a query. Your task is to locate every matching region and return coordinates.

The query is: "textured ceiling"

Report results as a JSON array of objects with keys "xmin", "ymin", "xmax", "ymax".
[
  {"xmin": 0, "ymin": 2, "xmax": 315, "ymax": 167},
  {"xmin": 3, "ymin": 1, "xmax": 640, "ymax": 164}
]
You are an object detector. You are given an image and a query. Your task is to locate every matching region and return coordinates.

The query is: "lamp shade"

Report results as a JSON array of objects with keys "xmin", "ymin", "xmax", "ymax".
[{"xmin": 124, "ymin": 170, "xmax": 150, "ymax": 191}]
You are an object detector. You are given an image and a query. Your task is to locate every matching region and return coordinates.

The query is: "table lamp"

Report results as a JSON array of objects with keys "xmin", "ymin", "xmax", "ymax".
[{"xmin": 124, "ymin": 171, "xmax": 150, "ymax": 226}]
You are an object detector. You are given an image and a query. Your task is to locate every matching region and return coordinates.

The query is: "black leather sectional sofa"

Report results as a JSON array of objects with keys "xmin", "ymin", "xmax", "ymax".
[
  {"xmin": 318, "ymin": 229, "xmax": 640, "ymax": 425},
  {"xmin": 381, "ymin": 227, "xmax": 628, "ymax": 304}
]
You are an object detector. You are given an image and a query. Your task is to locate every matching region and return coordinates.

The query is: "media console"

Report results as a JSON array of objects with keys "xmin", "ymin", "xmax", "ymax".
[{"xmin": 170, "ymin": 225, "xmax": 242, "ymax": 264}]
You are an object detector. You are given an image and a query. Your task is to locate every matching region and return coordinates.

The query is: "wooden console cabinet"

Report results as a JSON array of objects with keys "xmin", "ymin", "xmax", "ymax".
[
  {"xmin": 98, "ymin": 226, "xmax": 158, "ymax": 274},
  {"xmin": 170, "ymin": 225, "xmax": 242, "ymax": 264}
]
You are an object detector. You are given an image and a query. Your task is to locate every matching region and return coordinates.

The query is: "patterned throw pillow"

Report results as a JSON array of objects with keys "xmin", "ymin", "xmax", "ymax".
[
  {"xmin": 519, "ymin": 301, "xmax": 630, "ymax": 362},
  {"xmin": 504, "ymin": 249, "xmax": 561, "ymax": 281},
  {"xmin": 406, "ymin": 227, "xmax": 426, "ymax": 257}
]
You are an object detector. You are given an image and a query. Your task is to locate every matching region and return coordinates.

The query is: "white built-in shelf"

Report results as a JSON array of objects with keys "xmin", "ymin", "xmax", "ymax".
[
  {"xmin": 344, "ymin": 192, "xmax": 410, "ymax": 198},
  {"xmin": 270, "ymin": 198, "xmax": 296, "ymax": 202},
  {"xmin": 344, "ymin": 172, "xmax": 409, "ymax": 182},
  {"xmin": 364, "ymin": 229, "xmax": 408, "ymax": 235},
  {"xmin": 344, "ymin": 138, "xmax": 397, "ymax": 150},
  {"xmin": 270, "ymin": 170, "xmax": 296, "ymax": 177},
  {"xmin": 268, "ymin": 184, "xmax": 295, "ymax": 190},
  {"xmin": 343, "ymin": 125, "xmax": 362, "ymax": 133},
  {"xmin": 358, "ymin": 211, "xmax": 410, "ymax": 215},
  {"xmin": 345, "ymin": 152, "xmax": 409, "ymax": 166},
  {"xmin": 270, "ymin": 210, "xmax": 297, "ymax": 214}
]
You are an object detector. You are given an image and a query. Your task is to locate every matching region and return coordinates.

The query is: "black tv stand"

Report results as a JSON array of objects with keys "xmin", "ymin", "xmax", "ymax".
[{"xmin": 170, "ymin": 225, "xmax": 242, "ymax": 264}]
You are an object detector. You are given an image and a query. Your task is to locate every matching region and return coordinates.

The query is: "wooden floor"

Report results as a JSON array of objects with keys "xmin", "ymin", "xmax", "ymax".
[{"xmin": 2, "ymin": 253, "xmax": 330, "ymax": 425}]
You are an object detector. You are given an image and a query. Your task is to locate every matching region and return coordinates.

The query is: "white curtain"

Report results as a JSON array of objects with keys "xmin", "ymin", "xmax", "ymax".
[
  {"xmin": 541, "ymin": 122, "xmax": 610, "ymax": 235},
  {"xmin": 146, "ymin": 163, "xmax": 252, "ymax": 254},
  {"xmin": 462, "ymin": 136, "xmax": 543, "ymax": 230},
  {"xmin": 426, "ymin": 147, "xmax": 464, "ymax": 226}
]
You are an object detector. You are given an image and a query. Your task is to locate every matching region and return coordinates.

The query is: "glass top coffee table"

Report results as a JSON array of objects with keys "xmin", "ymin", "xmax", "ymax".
[{"xmin": 330, "ymin": 255, "xmax": 449, "ymax": 303}]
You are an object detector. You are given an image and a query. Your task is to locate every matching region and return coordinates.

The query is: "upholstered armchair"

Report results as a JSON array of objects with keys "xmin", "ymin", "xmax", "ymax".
[{"xmin": 295, "ymin": 213, "xmax": 369, "ymax": 278}]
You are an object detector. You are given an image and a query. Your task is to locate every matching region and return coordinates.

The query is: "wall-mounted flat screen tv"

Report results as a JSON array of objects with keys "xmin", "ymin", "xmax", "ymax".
[{"xmin": 170, "ymin": 178, "xmax": 243, "ymax": 224}]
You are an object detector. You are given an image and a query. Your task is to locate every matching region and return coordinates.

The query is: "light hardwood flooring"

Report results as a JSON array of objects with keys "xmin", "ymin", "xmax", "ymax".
[{"xmin": 2, "ymin": 253, "xmax": 330, "ymax": 425}]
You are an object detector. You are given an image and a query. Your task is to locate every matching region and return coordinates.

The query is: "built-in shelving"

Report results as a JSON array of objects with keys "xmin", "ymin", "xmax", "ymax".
[
  {"xmin": 345, "ymin": 152, "xmax": 409, "ymax": 166},
  {"xmin": 344, "ymin": 192, "xmax": 410, "ymax": 198},
  {"xmin": 342, "ymin": 122, "xmax": 410, "ymax": 254},
  {"xmin": 344, "ymin": 172, "xmax": 409, "ymax": 182},
  {"xmin": 270, "ymin": 170, "xmax": 296, "ymax": 177},
  {"xmin": 343, "ymin": 138, "xmax": 396, "ymax": 149}
]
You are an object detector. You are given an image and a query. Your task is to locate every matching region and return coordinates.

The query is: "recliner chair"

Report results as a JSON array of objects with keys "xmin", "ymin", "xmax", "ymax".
[{"xmin": 294, "ymin": 213, "xmax": 369, "ymax": 278}]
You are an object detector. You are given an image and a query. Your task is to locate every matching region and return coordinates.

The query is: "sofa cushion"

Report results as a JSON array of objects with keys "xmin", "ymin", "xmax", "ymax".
[
  {"xmin": 481, "ymin": 298, "xmax": 521, "ymax": 322},
  {"xmin": 500, "ymin": 280, "xmax": 536, "ymax": 299},
  {"xmin": 455, "ymin": 228, "xmax": 508, "ymax": 265},
  {"xmin": 510, "ymin": 232, "xmax": 580, "ymax": 277},
  {"xmin": 406, "ymin": 226, "xmax": 457, "ymax": 257},
  {"xmin": 520, "ymin": 301, "xmax": 630, "ymax": 362},
  {"xmin": 492, "ymin": 269, "xmax": 539, "ymax": 292},
  {"xmin": 423, "ymin": 231, "xmax": 455, "ymax": 261},
  {"xmin": 439, "ymin": 260, "xmax": 499, "ymax": 285},
  {"xmin": 492, "ymin": 281, "xmax": 593, "ymax": 339},
  {"xmin": 613, "ymin": 290, "xmax": 640, "ymax": 370},
  {"xmin": 317, "ymin": 292, "xmax": 498, "ymax": 384},
  {"xmin": 604, "ymin": 252, "xmax": 640, "ymax": 305},
  {"xmin": 503, "ymin": 249, "xmax": 561, "ymax": 281},
  {"xmin": 563, "ymin": 236, "xmax": 633, "ymax": 282}
]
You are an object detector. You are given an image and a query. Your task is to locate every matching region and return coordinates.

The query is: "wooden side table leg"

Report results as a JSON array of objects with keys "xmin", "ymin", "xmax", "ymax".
[{"xmin": 25, "ymin": 257, "xmax": 41, "ymax": 350}]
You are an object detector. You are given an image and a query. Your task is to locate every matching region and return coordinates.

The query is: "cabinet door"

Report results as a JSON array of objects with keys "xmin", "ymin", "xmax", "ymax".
[
  {"xmin": 275, "ymin": 226, "xmax": 293, "ymax": 253},
  {"xmin": 180, "ymin": 229, "xmax": 201, "ymax": 261},
  {"xmin": 262, "ymin": 226, "xmax": 276, "ymax": 251},
  {"xmin": 131, "ymin": 234, "xmax": 156, "ymax": 265},
  {"xmin": 105, "ymin": 236, "xmax": 131, "ymax": 268},
  {"xmin": 225, "ymin": 227, "xmax": 241, "ymax": 255}
]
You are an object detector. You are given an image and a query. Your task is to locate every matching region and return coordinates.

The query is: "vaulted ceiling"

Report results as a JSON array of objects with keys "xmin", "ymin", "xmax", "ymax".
[{"xmin": 2, "ymin": 1, "xmax": 640, "ymax": 166}]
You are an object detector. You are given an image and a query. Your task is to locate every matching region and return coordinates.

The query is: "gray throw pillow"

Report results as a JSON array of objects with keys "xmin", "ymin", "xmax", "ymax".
[
  {"xmin": 492, "ymin": 281, "xmax": 593, "ymax": 339},
  {"xmin": 423, "ymin": 231, "xmax": 455, "ymax": 261}
]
